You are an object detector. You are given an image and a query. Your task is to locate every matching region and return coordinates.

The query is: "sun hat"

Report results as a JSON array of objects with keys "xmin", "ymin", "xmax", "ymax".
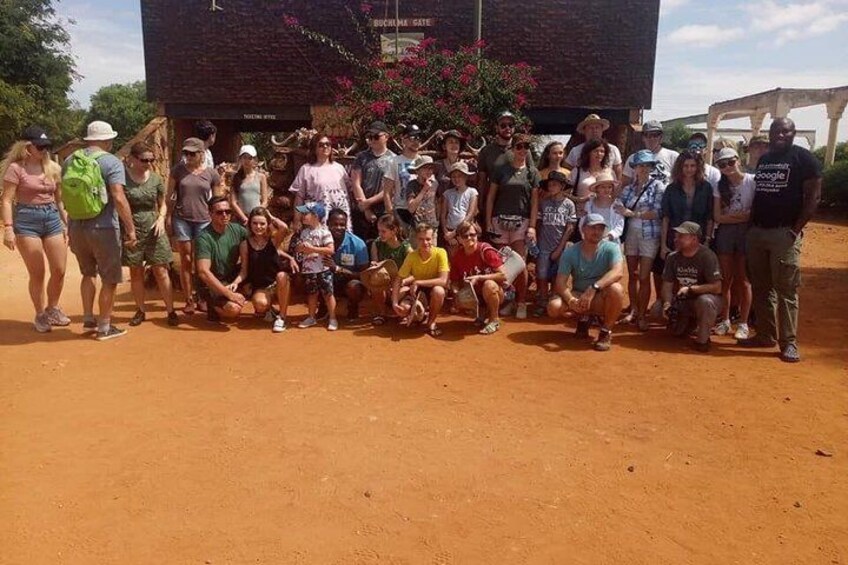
[
  {"xmin": 360, "ymin": 260, "xmax": 399, "ymax": 293},
  {"xmin": 714, "ymin": 147, "xmax": 739, "ymax": 164},
  {"xmin": 408, "ymin": 155, "xmax": 435, "ymax": 172},
  {"xmin": 588, "ymin": 170, "xmax": 617, "ymax": 192},
  {"xmin": 583, "ymin": 213, "xmax": 608, "ymax": 227},
  {"xmin": 631, "ymin": 149, "xmax": 659, "ymax": 167},
  {"xmin": 182, "ymin": 137, "xmax": 206, "ymax": 153},
  {"xmin": 83, "ymin": 121, "xmax": 118, "ymax": 142},
  {"xmin": 541, "ymin": 170, "xmax": 572, "ymax": 189},
  {"xmin": 576, "ymin": 113, "xmax": 610, "ymax": 134},
  {"xmin": 641, "ymin": 120, "xmax": 664, "ymax": 133},
  {"xmin": 295, "ymin": 201, "xmax": 327, "ymax": 221},
  {"xmin": 447, "ymin": 161, "xmax": 473, "ymax": 176},
  {"xmin": 238, "ymin": 144, "xmax": 258, "ymax": 158},
  {"xmin": 21, "ymin": 125, "xmax": 52, "ymax": 148},
  {"xmin": 673, "ymin": 221, "xmax": 702, "ymax": 236}
]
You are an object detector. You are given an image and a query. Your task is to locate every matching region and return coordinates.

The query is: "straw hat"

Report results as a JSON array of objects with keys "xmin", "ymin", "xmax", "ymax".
[
  {"xmin": 360, "ymin": 260, "xmax": 399, "ymax": 293},
  {"xmin": 576, "ymin": 113, "xmax": 610, "ymax": 134},
  {"xmin": 588, "ymin": 170, "xmax": 617, "ymax": 192}
]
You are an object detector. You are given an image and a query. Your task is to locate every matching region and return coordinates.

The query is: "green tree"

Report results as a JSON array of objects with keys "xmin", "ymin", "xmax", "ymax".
[
  {"xmin": 0, "ymin": 0, "xmax": 78, "ymax": 149},
  {"xmin": 665, "ymin": 123, "xmax": 692, "ymax": 151},
  {"xmin": 86, "ymin": 81, "xmax": 156, "ymax": 149},
  {"xmin": 813, "ymin": 142, "xmax": 848, "ymax": 165}
]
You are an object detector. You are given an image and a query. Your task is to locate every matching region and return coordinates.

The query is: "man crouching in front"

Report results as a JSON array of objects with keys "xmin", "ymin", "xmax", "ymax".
[{"xmin": 547, "ymin": 213, "xmax": 625, "ymax": 351}]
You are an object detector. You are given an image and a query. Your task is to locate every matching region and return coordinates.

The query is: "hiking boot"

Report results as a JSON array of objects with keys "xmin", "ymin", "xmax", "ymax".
[
  {"xmin": 45, "ymin": 306, "xmax": 70, "ymax": 326},
  {"xmin": 95, "ymin": 325, "xmax": 127, "ymax": 341},
  {"xmin": 691, "ymin": 339, "xmax": 711, "ymax": 353},
  {"xmin": 780, "ymin": 343, "xmax": 801, "ymax": 363},
  {"xmin": 575, "ymin": 318, "xmax": 590, "ymax": 339},
  {"xmin": 34, "ymin": 312, "xmax": 52, "ymax": 333},
  {"xmin": 167, "ymin": 311, "xmax": 179, "ymax": 327},
  {"xmin": 713, "ymin": 319, "xmax": 731, "ymax": 336},
  {"xmin": 593, "ymin": 329, "xmax": 612, "ymax": 352},
  {"xmin": 737, "ymin": 335, "xmax": 777, "ymax": 348},
  {"xmin": 129, "ymin": 310, "xmax": 146, "ymax": 327}
]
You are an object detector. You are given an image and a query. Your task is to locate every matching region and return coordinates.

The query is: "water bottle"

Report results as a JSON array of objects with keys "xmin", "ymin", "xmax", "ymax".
[{"xmin": 526, "ymin": 236, "xmax": 540, "ymax": 259}]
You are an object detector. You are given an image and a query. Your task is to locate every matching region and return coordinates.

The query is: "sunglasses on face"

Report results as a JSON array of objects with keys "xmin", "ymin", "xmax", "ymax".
[
  {"xmin": 138, "ymin": 158, "xmax": 155, "ymax": 164},
  {"xmin": 460, "ymin": 232, "xmax": 478, "ymax": 239},
  {"xmin": 317, "ymin": 141, "xmax": 332, "ymax": 148},
  {"xmin": 644, "ymin": 132, "xmax": 662, "ymax": 138},
  {"xmin": 182, "ymin": 150, "xmax": 199, "ymax": 156},
  {"xmin": 366, "ymin": 133, "xmax": 384, "ymax": 140},
  {"xmin": 212, "ymin": 209, "xmax": 232, "ymax": 216},
  {"xmin": 32, "ymin": 145, "xmax": 51, "ymax": 152},
  {"xmin": 498, "ymin": 123, "xmax": 516, "ymax": 130},
  {"xmin": 717, "ymin": 159, "xmax": 737, "ymax": 169},
  {"xmin": 514, "ymin": 143, "xmax": 530, "ymax": 150}
]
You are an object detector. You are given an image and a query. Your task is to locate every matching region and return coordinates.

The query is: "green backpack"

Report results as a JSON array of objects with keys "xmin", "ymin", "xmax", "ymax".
[{"xmin": 62, "ymin": 149, "xmax": 108, "ymax": 220}]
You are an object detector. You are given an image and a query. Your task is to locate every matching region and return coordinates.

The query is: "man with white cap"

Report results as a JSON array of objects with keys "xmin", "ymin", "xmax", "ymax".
[
  {"xmin": 621, "ymin": 120, "xmax": 679, "ymax": 188},
  {"xmin": 565, "ymin": 113, "xmax": 623, "ymax": 180},
  {"xmin": 547, "ymin": 212, "xmax": 625, "ymax": 351},
  {"xmin": 63, "ymin": 120, "xmax": 136, "ymax": 341}
]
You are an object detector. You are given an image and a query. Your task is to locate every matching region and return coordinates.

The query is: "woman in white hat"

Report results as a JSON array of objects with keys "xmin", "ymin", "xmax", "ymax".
[
  {"xmin": 1, "ymin": 125, "xmax": 71, "ymax": 332},
  {"xmin": 711, "ymin": 147, "xmax": 753, "ymax": 340},
  {"xmin": 584, "ymin": 171, "xmax": 625, "ymax": 244},
  {"xmin": 166, "ymin": 136, "xmax": 223, "ymax": 314},
  {"xmin": 565, "ymin": 113, "xmax": 623, "ymax": 179},
  {"xmin": 290, "ymin": 134, "xmax": 352, "ymax": 231},
  {"xmin": 229, "ymin": 144, "xmax": 268, "ymax": 225}
]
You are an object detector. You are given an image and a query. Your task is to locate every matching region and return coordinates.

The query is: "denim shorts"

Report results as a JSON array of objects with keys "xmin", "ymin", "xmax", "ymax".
[
  {"xmin": 535, "ymin": 251, "xmax": 559, "ymax": 282},
  {"xmin": 172, "ymin": 216, "xmax": 210, "ymax": 242},
  {"xmin": 14, "ymin": 203, "xmax": 64, "ymax": 238}
]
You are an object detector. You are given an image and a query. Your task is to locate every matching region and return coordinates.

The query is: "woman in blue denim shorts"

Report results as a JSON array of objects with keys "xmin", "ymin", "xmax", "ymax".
[{"xmin": 1, "ymin": 126, "xmax": 71, "ymax": 332}]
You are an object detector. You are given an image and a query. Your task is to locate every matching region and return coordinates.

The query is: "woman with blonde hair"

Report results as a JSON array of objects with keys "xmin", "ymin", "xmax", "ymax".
[{"xmin": 1, "ymin": 126, "xmax": 71, "ymax": 332}]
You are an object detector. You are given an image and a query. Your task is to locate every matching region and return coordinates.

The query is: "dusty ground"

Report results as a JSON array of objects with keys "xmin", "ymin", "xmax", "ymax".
[{"xmin": 1, "ymin": 219, "xmax": 846, "ymax": 565}]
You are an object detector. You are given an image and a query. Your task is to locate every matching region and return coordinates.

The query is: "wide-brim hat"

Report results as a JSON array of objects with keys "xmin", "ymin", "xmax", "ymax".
[
  {"xmin": 541, "ymin": 170, "xmax": 572, "ymax": 189},
  {"xmin": 409, "ymin": 155, "xmax": 435, "ymax": 172},
  {"xmin": 83, "ymin": 120, "xmax": 118, "ymax": 141},
  {"xmin": 447, "ymin": 161, "xmax": 473, "ymax": 176},
  {"xmin": 576, "ymin": 114, "xmax": 610, "ymax": 134},
  {"xmin": 360, "ymin": 260, "xmax": 399, "ymax": 292},
  {"xmin": 631, "ymin": 149, "xmax": 659, "ymax": 167},
  {"xmin": 588, "ymin": 170, "xmax": 617, "ymax": 191}
]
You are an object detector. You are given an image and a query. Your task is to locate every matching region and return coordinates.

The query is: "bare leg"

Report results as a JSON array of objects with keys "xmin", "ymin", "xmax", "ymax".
[
  {"xmin": 734, "ymin": 253, "xmax": 752, "ymax": 322},
  {"xmin": 80, "ymin": 275, "xmax": 97, "ymax": 319},
  {"xmin": 152, "ymin": 264, "xmax": 175, "ymax": 312},
  {"xmin": 275, "ymin": 272, "xmax": 291, "ymax": 319},
  {"xmin": 129, "ymin": 265, "xmax": 146, "ymax": 312},
  {"xmin": 511, "ymin": 239, "xmax": 528, "ymax": 303},
  {"xmin": 252, "ymin": 290, "xmax": 271, "ymax": 315},
  {"xmin": 601, "ymin": 283, "xmax": 625, "ymax": 330},
  {"xmin": 16, "ymin": 236, "xmax": 47, "ymax": 313},
  {"xmin": 718, "ymin": 254, "xmax": 734, "ymax": 321},
  {"xmin": 426, "ymin": 286, "xmax": 446, "ymax": 328},
  {"xmin": 324, "ymin": 292, "xmax": 338, "ymax": 320},
  {"xmin": 482, "ymin": 280, "xmax": 503, "ymax": 322},
  {"xmin": 306, "ymin": 294, "xmax": 318, "ymax": 318},
  {"xmin": 177, "ymin": 240, "xmax": 193, "ymax": 308},
  {"xmin": 637, "ymin": 256, "xmax": 653, "ymax": 319},
  {"xmin": 626, "ymin": 255, "xmax": 639, "ymax": 313},
  {"xmin": 98, "ymin": 283, "xmax": 118, "ymax": 327},
  {"xmin": 41, "ymin": 234, "xmax": 67, "ymax": 309}
]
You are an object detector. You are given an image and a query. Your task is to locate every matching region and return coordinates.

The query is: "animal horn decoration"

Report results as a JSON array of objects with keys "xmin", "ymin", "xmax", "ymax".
[
  {"xmin": 271, "ymin": 133, "xmax": 297, "ymax": 147},
  {"xmin": 465, "ymin": 136, "xmax": 485, "ymax": 156},
  {"xmin": 418, "ymin": 129, "xmax": 445, "ymax": 151}
]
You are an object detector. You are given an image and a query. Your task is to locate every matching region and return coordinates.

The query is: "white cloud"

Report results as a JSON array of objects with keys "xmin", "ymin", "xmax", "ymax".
[
  {"xmin": 660, "ymin": 0, "xmax": 690, "ymax": 16},
  {"xmin": 743, "ymin": 0, "xmax": 848, "ymax": 45},
  {"xmin": 666, "ymin": 25, "xmax": 745, "ymax": 47}
]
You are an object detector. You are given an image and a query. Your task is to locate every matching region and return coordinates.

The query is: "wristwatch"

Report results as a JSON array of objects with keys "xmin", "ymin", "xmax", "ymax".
[{"xmin": 592, "ymin": 282, "xmax": 602, "ymax": 292}]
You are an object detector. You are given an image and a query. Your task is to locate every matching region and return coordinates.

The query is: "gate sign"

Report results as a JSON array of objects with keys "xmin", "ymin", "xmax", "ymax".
[{"xmin": 371, "ymin": 18, "xmax": 436, "ymax": 27}]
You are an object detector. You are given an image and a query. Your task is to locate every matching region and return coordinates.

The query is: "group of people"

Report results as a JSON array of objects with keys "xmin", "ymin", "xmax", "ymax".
[{"xmin": 1, "ymin": 111, "xmax": 822, "ymax": 362}]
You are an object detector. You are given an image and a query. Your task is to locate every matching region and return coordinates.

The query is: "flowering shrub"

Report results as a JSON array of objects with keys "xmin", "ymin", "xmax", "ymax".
[{"xmin": 282, "ymin": 14, "xmax": 537, "ymax": 139}]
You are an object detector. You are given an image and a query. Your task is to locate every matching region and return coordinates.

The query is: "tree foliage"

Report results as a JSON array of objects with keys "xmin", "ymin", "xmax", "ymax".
[
  {"xmin": 0, "ymin": 0, "xmax": 79, "ymax": 149},
  {"xmin": 814, "ymin": 141, "xmax": 848, "ymax": 165},
  {"xmin": 86, "ymin": 81, "xmax": 156, "ymax": 149}
]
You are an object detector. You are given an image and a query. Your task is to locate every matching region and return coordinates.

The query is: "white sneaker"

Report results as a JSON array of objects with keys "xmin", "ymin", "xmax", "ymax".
[
  {"xmin": 499, "ymin": 302, "xmax": 516, "ymax": 317},
  {"xmin": 272, "ymin": 316, "xmax": 286, "ymax": 333},
  {"xmin": 516, "ymin": 303, "xmax": 528, "ymax": 320},
  {"xmin": 298, "ymin": 316, "xmax": 317, "ymax": 329},
  {"xmin": 34, "ymin": 312, "xmax": 52, "ymax": 333},
  {"xmin": 734, "ymin": 323, "xmax": 750, "ymax": 340},
  {"xmin": 327, "ymin": 318, "xmax": 339, "ymax": 331},
  {"xmin": 713, "ymin": 319, "xmax": 732, "ymax": 336},
  {"xmin": 45, "ymin": 306, "xmax": 71, "ymax": 326}
]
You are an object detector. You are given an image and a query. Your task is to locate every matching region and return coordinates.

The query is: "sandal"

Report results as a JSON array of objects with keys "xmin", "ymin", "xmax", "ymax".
[
  {"xmin": 479, "ymin": 320, "xmax": 500, "ymax": 335},
  {"xmin": 427, "ymin": 324, "xmax": 443, "ymax": 337},
  {"xmin": 372, "ymin": 315, "xmax": 386, "ymax": 326}
]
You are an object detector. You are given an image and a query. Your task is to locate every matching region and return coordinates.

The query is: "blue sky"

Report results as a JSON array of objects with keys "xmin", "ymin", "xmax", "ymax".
[{"xmin": 56, "ymin": 0, "xmax": 848, "ymax": 146}]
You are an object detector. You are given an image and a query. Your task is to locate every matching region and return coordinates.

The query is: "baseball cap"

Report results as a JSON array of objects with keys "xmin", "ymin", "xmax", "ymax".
[
  {"xmin": 83, "ymin": 120, "xmax": 118, "ymax": 141},
  {"xmin": 182, "ymin": 137, "xmax": 206, "ymax": 153},
  {"xmin": 583, "ymin": 213, "xmax": 607, "ymax": 227},
  {"xmin": 673, "ymin": 221, "xmax": 702, "ymax": 236},
  {"xmin": 21, "ymin": 125, "xmax": 52, "ymax": 148},
  {"xmin": 367, "ymin": 121, "xmax": 389, "ymax": 135},
  {"xmin": 642, "ymin": 120, "xmax": 663, "ymax": 133},
  {"xmin": 295, "ymin": 201, "xmax": 327, "ymax": 220},
  {"xmin": 238, "ymin": 144, "xmax": 258, "ymax": 158},
  {"xmin": 402, "ymin": 124, "xmax": 423, "ymax": 138},
  {"xmin": 714, "ymin": 147, "xmax": 739, "ymax": 163}
]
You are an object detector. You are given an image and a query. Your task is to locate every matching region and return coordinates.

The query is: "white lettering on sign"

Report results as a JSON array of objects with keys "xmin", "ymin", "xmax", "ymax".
[
  {"xmin": 755, "ymin": 163, "xmax": 790, "ymax": 193},
  {"xmin": 243, "ymin": 114, "xmax": 277, "ymax": 120},
  {"xmin": 371, "ymin": 18, "xmax": 435, "ymax": 27}
]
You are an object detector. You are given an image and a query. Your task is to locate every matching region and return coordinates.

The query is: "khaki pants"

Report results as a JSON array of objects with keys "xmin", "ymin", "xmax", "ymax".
[{"xmin": 746, "ymin": 226, "xmax": 802, "ymax": 348}]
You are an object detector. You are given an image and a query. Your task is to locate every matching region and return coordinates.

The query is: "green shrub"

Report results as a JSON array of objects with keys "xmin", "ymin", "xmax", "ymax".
[{"xmin": 822, "ymin": 161, "xmax": 848, "ymax": 207}]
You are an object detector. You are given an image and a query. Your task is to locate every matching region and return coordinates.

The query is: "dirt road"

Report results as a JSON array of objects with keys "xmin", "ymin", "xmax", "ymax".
[{"xmin": 1, "ymin": 219, "xmax": 846, "ymax": 564}]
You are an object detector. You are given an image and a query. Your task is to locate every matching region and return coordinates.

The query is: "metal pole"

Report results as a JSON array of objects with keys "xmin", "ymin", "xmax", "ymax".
[
  {"xmin": 395, "ymin": 0, "xmax": 400, "ymax": 61},
  {"xmin": 474, "ymin": 0, "xmax": 482, "ymax": 55}
]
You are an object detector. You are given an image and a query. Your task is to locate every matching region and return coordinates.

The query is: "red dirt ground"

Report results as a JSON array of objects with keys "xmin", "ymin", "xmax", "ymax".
[{"xmin": 1, "ymin": 219, "xmax": 846, "ymax": 565}]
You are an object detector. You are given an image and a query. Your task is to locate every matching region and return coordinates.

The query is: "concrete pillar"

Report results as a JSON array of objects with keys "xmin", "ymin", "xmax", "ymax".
[
  {"xmin": 749, "ymin": 111, "xmax": 767, "ymax": 138},
  {"xmin": 824, "ymin": 98, "xmax": 847, "ymax": 167},
  {"xmin": 705, "ymin": 112, "xmax": 721, "ymax": 165}
]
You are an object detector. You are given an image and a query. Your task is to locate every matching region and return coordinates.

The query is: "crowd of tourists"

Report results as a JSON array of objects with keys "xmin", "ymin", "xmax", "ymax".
[{"xmin": 0, "ymin": 111, "xmax": 822, "ymax": 361}]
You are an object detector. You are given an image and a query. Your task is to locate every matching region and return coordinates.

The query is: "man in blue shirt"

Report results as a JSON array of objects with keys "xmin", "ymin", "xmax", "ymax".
[
  {"xmin": 547, "ymin": 213, "xmax": 625, "ymax": 351},
  {"xmin": 327, "ymin": 208, "xmax": 369, "ymax": 319}
]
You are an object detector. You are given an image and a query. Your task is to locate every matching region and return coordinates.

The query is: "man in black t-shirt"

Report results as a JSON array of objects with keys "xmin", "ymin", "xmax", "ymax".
[{"xmin": 740, "ymin": 118, "xmax": 822, "ymax": 363}]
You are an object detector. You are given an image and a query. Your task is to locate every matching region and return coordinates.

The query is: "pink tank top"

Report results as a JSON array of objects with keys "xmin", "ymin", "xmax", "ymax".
[{"xmin": 3, "ymin": 162, "xmax": 57, "ymax": 205}]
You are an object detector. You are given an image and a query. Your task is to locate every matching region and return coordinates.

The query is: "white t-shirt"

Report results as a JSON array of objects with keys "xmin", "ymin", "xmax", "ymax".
[
  {"xmin": 623, "ymin": 147, "xmax": 679, "ymax": 186},
  {"xmin": 204, "ymin": 149, "xmax": 214, "ymax": 169},
  {"xmin": 384, "ymin": 154, "xmax": 415, "ymax": 209},
  {"xmin": 565, "ymin": 142, "xmax": 623, "ymax": 169},
  {"xmin": 713, "ymin": 173, "xmax": 756, "ymax": 215},
  {"xmin": 442, "ymin": 187, "xmax": 479, "ymax": 230},
  {"xmin": 704, "ymin": 164, "xmax": 721, "ymax": 190}
]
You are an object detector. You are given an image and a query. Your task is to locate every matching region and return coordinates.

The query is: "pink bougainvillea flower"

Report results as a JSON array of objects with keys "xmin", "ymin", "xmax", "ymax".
[
  {"xmin": 462, "ymin": 64, "xmax": 478, "ymax": 76},
  {"xmin": 282, "ymin": 14, "xmax": 299, "ymax": 26},
  {"xmin": 418, "ymin": 37, "xmax": 437, "ymax": 50},
  {"xmin": 359, "ymin": 2, "xmax": 373, "ymax": 14},
  {"xmin": 335, "ymin": 76, "xmax": 353, "ymax": 90},
  {"xmin": 516, "ymin": 93, "xmax": 527, "ymax": 107},
  {"xmin": 440, "ymin": 66, "xmax": 454, "ymax": 79},
  {"xmin": 385, "ymin": 69, "xmax": 401, "ymax": 81},
  {"xmin": 458, "ymin": 74, "xmax": 472, "ymax": 86}
]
